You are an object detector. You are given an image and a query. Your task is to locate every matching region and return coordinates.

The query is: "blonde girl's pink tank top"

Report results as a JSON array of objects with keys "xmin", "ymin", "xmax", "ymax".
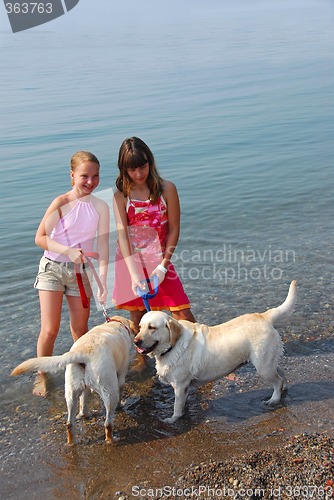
[{"xmin": 44, "ymin": 199, "xmax": 99, "ymax": 262}]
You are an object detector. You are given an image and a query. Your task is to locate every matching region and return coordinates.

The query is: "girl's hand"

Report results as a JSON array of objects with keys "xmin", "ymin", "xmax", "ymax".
[
  {"xmin": 131, "ymin": 275, "xmax": 146, "ymax": 296},
  {"xmin": 97, "ymin": 285, "xmax": 108, "ymax": 304},
  {"xmin": 67, "ymin": 247, "xmax": 86, "ymax": 264},
  {"xmin": 150, "ymin": 264, "xmax": 168, "ymax": 285}
]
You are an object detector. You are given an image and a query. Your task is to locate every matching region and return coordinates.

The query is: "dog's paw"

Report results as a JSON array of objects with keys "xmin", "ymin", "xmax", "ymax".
[
  {"xmin": 262, "ymin": 398, "xmax": 281, "ymax": 407},
  {"xmin": 76, "ymin": 412, "xmax": 88, "ymax": 420},
  {"xmin": 163, "ymin": 415, "xmax": 181, "ymax": 424},
  {"xmin": 105, "ymin": 436, "xmax": 120, "ymax": 445}
]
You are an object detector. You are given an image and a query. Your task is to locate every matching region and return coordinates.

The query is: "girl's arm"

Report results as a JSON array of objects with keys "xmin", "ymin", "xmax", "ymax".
[
  {"xmin": 161, "ymin": 180, "xmax": 180, "ymax": 268},
  {"xmin": 149, "ymin": 180, "xmax": 180, "ymax": 284},
  {"xmin": 95, "ymin": 198, "xmax": 110, "ymax": 303},
  {"xmin": 35, "ymin": 195, "xmax": 83, "ymax": 263},
  {"xmin": 113, "ymin": 191, "xmax": 144, "ymax": 294}
]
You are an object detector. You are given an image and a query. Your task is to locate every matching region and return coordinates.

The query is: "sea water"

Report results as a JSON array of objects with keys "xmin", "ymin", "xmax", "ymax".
[
  {"xmin": 0, "ymin": 0, "xmax": 333, "ymax": 393},
  {"xmin": 0, "ymin": 2, "xmax": 333, "ymax": 496}
]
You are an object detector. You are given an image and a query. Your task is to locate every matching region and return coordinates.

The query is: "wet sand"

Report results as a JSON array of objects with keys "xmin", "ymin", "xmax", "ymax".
[{"xmin": 1, "ymin": 335, "xmax": 333, "ymax": 500}]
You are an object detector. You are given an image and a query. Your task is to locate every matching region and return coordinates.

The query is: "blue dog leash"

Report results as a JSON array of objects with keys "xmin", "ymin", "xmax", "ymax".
[{"xmin": 136, "ymin": 274, "xmax": 159, "ymax": 311}]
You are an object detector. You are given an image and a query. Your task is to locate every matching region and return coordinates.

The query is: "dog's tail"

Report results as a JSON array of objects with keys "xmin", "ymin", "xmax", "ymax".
[
  {"xmin": 11, "ymin": 351, "xmax": 89, "ymax": 376},
  {"xmin": 262, "ymin": 280, "xmax": 297, "ymax": 324}
]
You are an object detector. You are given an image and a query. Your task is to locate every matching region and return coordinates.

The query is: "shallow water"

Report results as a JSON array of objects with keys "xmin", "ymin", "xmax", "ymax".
[
  {"xmin": 1, "ymin": 1, "xmax": 333, "ymax": 497},
  {"xmin": 1, "ymin": 337, "xmax": 333, "ymax": 499}
]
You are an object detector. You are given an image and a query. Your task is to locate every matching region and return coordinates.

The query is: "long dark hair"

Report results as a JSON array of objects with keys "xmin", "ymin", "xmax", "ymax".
[{"xmin": 115, "ymin": 137, "xmax": 163, "ymax": 203}]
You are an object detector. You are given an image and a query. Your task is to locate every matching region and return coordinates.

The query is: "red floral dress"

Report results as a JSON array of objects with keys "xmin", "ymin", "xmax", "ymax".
[{"xmin": 113, "ymin": 196, "xmax": 191, "ymax": 311}]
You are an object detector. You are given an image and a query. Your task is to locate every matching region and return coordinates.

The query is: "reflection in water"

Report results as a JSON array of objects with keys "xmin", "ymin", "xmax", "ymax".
[{"xmin": 1, "ymin": 350, "xmax": 333, "ymax": 498}]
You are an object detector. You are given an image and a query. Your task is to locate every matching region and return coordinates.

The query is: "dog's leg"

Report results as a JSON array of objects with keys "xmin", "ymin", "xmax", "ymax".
[
  {"xmin": 264, "ymin": 367, "xmax": 287, "ymax": 405},
  {"xmin": 277, "ymin": 366, "xmax": 288, "ymax": 390},
  {"xmin": 250, "ymin": 332, "xmax": 286, "ymax": 406},
  {"xmin": 100, "ymin": 389, "xmax": 119, "ymax": 444},
  {"xmin": 117, "ymin": 372, "xmax": 127, "ymax": 408},
  {"xmin": 265, "ymin": 375, "xmax": 284, "ymax": 405},
  {"xmin": 66, "ymin": 390, "xmax": 80, "ymax": 445},
  {"xmin": 67, "ymin": 422, "xmax": 74, "ymax": 446},
  {"xmin": 164, "ymin": 381, "xmax": 190, "ymax": 423},
  {"xmin": 77, "ymin": 387, "xmax": 90, "ymax": 419},
  {"xmin": 65, "ymin": 364, "xmax": 84, "ymax": 445},
  {"xmin": 255, "ymin": 363, "xmax": 286, "ymax": 406},
  {"xmin": 105, "ymin": 422, "xmax": 113, "ymax": 444}
]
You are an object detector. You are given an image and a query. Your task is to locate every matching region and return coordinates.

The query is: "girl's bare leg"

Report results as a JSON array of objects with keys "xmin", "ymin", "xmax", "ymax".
[
  {"xmin": 34, "ymin": 290, "xmax": 63, "ymax": 396},
  {"xmin": 130, "ymin": 309, "xmax": 148, "ymax": 370},
  {"xmin": 130, "ymin": 309, "xmax": 146, "ymax": 332},
  {"xmin": 66, "ymin": 295, "xmax": 90, "ymax": 342},
  {"xmin": 172, "ymin": 308, "xmax": 196, "ymax": 323}
]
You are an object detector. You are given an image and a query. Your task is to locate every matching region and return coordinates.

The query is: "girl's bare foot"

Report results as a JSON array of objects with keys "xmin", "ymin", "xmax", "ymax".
[{"xmin": 33, "ymin": 372, "xmax": 47, "ymax": 397}]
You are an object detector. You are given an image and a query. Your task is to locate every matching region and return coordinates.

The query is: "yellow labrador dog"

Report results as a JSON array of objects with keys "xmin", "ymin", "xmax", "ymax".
[
  {"xmin": 134, "ymin": 281, "xmax": 297, "ymax": 423},
  {"xmin": 11, "ymin": 316, "xmax": 136, "ymax": 444}
]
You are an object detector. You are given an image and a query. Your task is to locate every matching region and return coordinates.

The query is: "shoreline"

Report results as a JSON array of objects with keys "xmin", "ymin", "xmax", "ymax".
[{"xmin": 1, "ymin": 349, "xmax": 333, "ymax": 499}]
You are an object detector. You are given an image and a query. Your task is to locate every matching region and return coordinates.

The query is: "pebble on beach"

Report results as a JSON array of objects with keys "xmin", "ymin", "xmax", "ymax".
[
  {"xmin": 170, "ymin": 433, "xmax": 334, "ymax": 499},
  {"xmin": 115, "ymin": 433, "xmax": 333, "ymax": 500}
]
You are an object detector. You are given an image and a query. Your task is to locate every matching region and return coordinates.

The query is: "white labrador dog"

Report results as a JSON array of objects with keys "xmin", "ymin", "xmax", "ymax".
[
  {"xmin": 134, "ymin": 281, "xmax": 297, "ymax": 423},
  {"xmin": 11, "ymin": 316, "xmax": 136, "ymax": 444}
]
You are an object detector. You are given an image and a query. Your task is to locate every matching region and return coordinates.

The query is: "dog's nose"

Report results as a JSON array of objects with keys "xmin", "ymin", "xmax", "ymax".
[{"xmin": 133, "ymin": 337, "xmax": 142, "ymax": 347}]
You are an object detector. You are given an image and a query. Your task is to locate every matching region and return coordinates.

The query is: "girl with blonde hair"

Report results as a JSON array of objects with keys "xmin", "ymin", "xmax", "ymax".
[{"xmin": 33, "ymin": 151, "xmax": 109, "ymax": 395}]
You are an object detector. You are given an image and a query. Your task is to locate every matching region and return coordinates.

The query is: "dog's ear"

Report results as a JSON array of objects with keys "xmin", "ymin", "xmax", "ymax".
[
  {"xmin": 167, "ymin": 317, "xmax": 182, "ymax": 346},
  {"xmin": 110, "ymin": 316, "xmax": 138, "ymax": 334},
  {"xmin": 128, "ymin": 319, "xmax": 138, "ymax": 334},
  {"xmin": 121, "ymin": 317, "xmax": 138, "ymax": 335}
]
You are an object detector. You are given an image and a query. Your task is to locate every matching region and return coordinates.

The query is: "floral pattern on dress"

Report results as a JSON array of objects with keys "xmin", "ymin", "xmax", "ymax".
[
  {"xmin": 126, "ymin": 197, "xmax": 168, "ymax": 261},
  {"xmin": 113, "ymin": 195, "xmax": 190, "ymax": 309}
]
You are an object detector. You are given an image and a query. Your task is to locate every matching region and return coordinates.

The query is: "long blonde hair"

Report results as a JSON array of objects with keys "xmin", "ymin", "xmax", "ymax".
[{"xmin": 115, "ymin": 137, "xmax": 163, "ymax": 203}]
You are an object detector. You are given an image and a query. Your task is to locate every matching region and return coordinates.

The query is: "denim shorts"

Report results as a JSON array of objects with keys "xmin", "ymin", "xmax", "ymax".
[{"xmin": 34, "ymin": 255, "xmax": 92, "ymax": 297}]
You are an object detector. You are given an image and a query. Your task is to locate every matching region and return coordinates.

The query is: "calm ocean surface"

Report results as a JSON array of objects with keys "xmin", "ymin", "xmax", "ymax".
[{"xmin": 0, "ymin": 1, "xmax": 333, "ymax": 392}]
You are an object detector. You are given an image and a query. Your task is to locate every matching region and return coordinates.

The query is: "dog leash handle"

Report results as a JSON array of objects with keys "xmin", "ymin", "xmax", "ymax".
[
  {"xmin": 136, "ymin": 274, "xmax": 159, "ymax": 311},
  {"xmin": 83, "ymin": 252, "xmax": 104, "ymax": 297},
  {"xmin": 74, "ymin": 251, "xmax": 106, "ymax": 310}
]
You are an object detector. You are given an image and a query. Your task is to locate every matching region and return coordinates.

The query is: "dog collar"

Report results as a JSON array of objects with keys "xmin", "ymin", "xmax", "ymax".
[
  {"xmin": 159, "ymin": 345, "xmax": 173, "ymax": 357},
  {"xmin": 107, "ymin": 318, "xmax": 132, "ymax": 336}
]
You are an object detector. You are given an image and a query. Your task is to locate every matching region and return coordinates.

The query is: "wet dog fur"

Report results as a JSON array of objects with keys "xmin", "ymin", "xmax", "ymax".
[
  {"xmin": 134, "ymin": 281, "xmax": 297, "ymax": 423},
  {"xmin": 11, "ymin": 316, "xmax": 136, "ymax": 444}
]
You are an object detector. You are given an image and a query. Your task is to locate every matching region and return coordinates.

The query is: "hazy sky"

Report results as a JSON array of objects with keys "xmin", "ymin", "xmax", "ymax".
[
  {"xmin": 1, "ymin": 0, "xmax": 332, "ymax": 34},
  {"xmin": 0, "ymin": 0, "xmax": 190, "ymax": 32}
]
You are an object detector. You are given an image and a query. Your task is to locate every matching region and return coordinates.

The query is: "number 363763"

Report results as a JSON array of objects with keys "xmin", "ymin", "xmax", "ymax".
[{"xmin": 5, "ymin": 3, "xmax": 53, "ymax": 14}]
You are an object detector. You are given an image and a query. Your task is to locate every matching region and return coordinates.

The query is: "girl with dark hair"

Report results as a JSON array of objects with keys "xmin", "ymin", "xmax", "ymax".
[{"xmin": 113, "ymin": 137, "xmax": 195, "ymax": 331}]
